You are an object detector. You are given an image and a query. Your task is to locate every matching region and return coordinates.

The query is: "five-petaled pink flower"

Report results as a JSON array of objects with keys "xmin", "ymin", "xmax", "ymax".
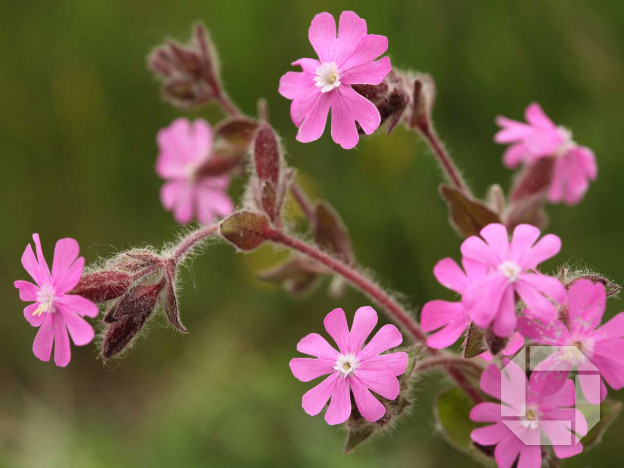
[
  {"xmin": 290, "ymin": 306, "xmax": 407, "ymax": 425},
  {"xmin": 495, "ymin": 103, "xmax": 597, "ymax": 204},
  {"xmin": 421, "ymin": 257, "xmax": 487, "ymax": 348},
  {"xmin": 470, "ymin": 362, "xmax": 587, "ymax": 468},
  {"xmin": 156, "ymin": 118, "xmax": 234, "ymax": 224},
  {"xmin": 14, "ymin": 234, "xmax": 98, "ymax": 367},
  {"xmin": 461, "ymin": 223, "xmax": 566, "ymax": 337},
  {"xmin": 518, "ymin": 279, "xmax": 624, "ymax": 404},
  {"xmin": 279, "ymin": 11, "xmax": 392, "ymax": 149}
]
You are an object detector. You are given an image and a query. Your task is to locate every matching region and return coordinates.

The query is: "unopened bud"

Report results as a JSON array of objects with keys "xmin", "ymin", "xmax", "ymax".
[{"xmin": 71, "ymin": 270, "xmax": 132, "ymax": 303}]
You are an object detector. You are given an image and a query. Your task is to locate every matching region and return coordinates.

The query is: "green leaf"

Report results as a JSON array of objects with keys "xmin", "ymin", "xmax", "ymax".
[
  {"xmin": 580, "ymin": 399, "xmax": 622, "ymax": 451},
  {"xmin": 439, "ymin": 185, "xmax": 500, "ymax": 238},
  {"xmin": 435, "ymin": 387, "xmax": 496, "ymax": 466}
]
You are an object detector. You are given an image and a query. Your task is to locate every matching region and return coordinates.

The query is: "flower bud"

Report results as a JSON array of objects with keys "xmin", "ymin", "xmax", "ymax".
[
  {"xmin": 220, "ymin": 211, "xmax": 273, "ymax": 251},
  {"xmin": 163, "ymin": 261, "xmax": 187, "ymax": 333},
  {"xmin": 147, "ymin": 22, "xmax": 221, "ymax": 109},
  {"xmin": 102, "ymin": 281, "xmax": 165, "ymax": 359},
  {"xmin": 70, "ymin": 270, "xmax": 132, "ymax": 303}
]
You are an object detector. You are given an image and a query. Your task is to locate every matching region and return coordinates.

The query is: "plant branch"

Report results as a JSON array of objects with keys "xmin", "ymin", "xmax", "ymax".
[{"xmin": 172, "ymin": 223, "xmax": 219, "ymax": 262}]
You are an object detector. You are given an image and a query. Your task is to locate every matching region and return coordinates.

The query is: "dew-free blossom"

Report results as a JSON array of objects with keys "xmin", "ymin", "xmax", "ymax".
[
  {"xmin": 290, "ymin": 306, "xmax": 407, "ymax": 425},
  {"xmin": 495, "ymin": 102, "xmax": 597, "ymax": 204},
  {"xmin": 461, "ymin": 223, "xmax": 566, "ymax": 337},
  {"xmin": 470, "ymin": 362, "xmax": 587, "ymax": 468},
  {"xmin": 14, "ymin": 234, "xmax": 98, "ymax": 367},
  {"xmin": 518, "ymin": 279, "xmax": 624, "ymax": 404},
  {"xmin": 421, "ymin": 257, "xmax": 487, "ymax": 348},
  {"xmin": 279, "ymin": 11, "xmax": 392, "ymax": 149},
  {"xmin": 156, "ymin": 118, "xmax": 234, "ymax": 224}
]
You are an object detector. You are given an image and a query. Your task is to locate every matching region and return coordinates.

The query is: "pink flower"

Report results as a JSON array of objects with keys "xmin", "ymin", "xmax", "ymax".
[
  {"xmin": 14, "ymin": 234, "xmax": 99, "ymax": 367},
  {"xmin": 479, "ymin": 332, "xmax": 525, "ymax": 361},
  {"xmin": 461, "ymin": 223, "xmax": 566, "ymax": 337},
  {"xmin": 421, "ymin": 257, "xmax": 487, "ymax": 348},
  {"xmin": 495, "ymin": 103, "xmax": 597, "ymax": 204},
  {"xmin": 279, "ymin": 11, "xmax": 392, "ymax": 149},
  {"xmin": 470, "ymin": 362, "xmax": 587, "ymax": 468},
  {"xmin": 156, "ymin": 118, "xmax": 234, "ymax": 224},
  {"xmin": 290, "ymin": 306, "xmax": 407, "ymax": 425},
  {"xmin": 518, "ymin": 279, "xmax": 624, "ymax": 404}
]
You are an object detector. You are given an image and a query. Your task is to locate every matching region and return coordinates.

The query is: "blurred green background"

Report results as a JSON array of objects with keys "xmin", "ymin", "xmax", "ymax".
[{"xmin": 1, "ymin": 0, "xmax": 623, "ymax": 466}]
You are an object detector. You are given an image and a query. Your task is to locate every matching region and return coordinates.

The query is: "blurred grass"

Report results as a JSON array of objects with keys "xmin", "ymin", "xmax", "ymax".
[{"xmin": 1, "ymin": 0, "xmax": 623, "ymax": 466}]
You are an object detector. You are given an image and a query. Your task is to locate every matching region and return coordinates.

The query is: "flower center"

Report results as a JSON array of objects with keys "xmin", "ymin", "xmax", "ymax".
[
  {"xmin": 521, "ymin": 405, "xmax": 540, "ymax": 430},
  {"xmin": 33, "ymin": 285, "xmax": 56, "ymax": 317},
  {"xmin": 562, "ymin": 336, "xmax": 595, "ymax": 362},
  {"xmin": 314, "ymin": 62, "xmax": 341, "ymax": 93},
  {"xmin": 334, "ymin": 353, "xmax": 358, "ymax": 377},
  {"xmin": 498, "ymin": 261, "xmax": 522, "ymax": 282}
]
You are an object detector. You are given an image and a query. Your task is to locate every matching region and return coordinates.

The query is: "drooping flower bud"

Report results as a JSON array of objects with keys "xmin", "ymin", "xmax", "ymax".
[
  {"xmin": 102, "ymin": 281, "xmax": 165, "ymax": 359},
  {"xmin": 148, "ymin": 22, "xmax": 222, "ymax": 108}
]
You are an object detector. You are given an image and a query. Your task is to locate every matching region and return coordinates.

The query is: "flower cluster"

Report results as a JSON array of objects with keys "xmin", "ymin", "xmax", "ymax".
[{"xmin": 14, "ymin": 8, "xmax": 618, "ymax": 468}]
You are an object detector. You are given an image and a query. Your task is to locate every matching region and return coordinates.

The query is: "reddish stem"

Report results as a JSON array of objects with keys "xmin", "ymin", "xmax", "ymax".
[
  {"xmin": 289, "ymin": 182, "xmax": 316, "ymax": 226},
  {"xmin": 173, "ymin": 224, "xmax": 219, "ymax": 262},
  {"xmin": 419, "ymin": 125, "xmax": 471, "ymax": 195}
]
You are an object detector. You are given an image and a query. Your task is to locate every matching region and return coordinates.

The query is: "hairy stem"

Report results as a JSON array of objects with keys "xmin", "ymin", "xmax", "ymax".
[
  {"xmin": 289, "ymin": 182, "xmax": 316, "ymax": 225},
  {"xmin": 418, "ymin": 124, "xmax": 471, "ymax": 195},
  {"xmin": 173, "ymin": 224, "xmax": 219, "ymax": 262}
]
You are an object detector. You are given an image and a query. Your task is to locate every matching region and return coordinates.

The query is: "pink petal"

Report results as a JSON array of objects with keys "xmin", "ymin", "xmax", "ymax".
[
  {"xmin": 296, "ymin": 93, "xmax": 331, "ymax": 143},
  {"xmin": 330, "ymin": 85, "xmax": 380, "ymax": 149},
  {"xmin": 523, "ymin": 233, "xmax": 561, "ymax": 269},
  {"xmin": 525, "ymin": 102, "xmax": 554, "ymax": 129},
  {"xmin": 494, "ymin": 432, "xmax": 524, "ymax": 468},
  {"xmin": 471, "ymin": 422, "xmax": 508, "ymax": 446},
  {"xmin": 23, "ymin": 303, "xmax": 46, "ymax": 327},
  {"xmin": 567, "ymin": 279, "xmax": 606, "ymax": 334},
  {"xmin": 460, "ymin": 235, "xmax": 499, "ymax": 266},
  {"xmin": 504, "ymin": 332, "xmax": 525, "ymax": 356},
  {"xmin": 577, "ymin": 372, "xmax": 605, "ymax": 405},
  {"xmin": 296, "ymin": 333, "xmax": 340, "ymax": 360},
  {"xmin": 509, "ymin": 224, "xmax": 541, "ymax": 263},
  {"xmin": 15, "ymin": 280, "xmax": 38, "ymax": 302},
  {"xmin": 51, "ymin": 238, "xmax": 79, "ymax": 280},
  {"xmin": 539, "ymin": 379, "xmax": 576, "ymax": 408},
  {"xmin": 433, "ymin": 258, "xmax": 469, "ymax": 294},
  {"xmin": 63, "ymin": 312, "xmax": 95, "ymax": 346},
  {"xmin": 516, "ymin": 445, "xmax": 542, "ymax": 468},
  {"xmin": 354, "ymin": 370, "xmax": 400, "ymax": 400},
  {"xmin": 348, "ymin": 306, "xmax": 377, "ymax": 353},
  {"xmin": 502, "ymin": 143, "xmax": 530, "ymax": 168},
  {"xmin": 289, "ymin": 357, "xmax": 334, "ymax": 382},
  {"xmin": 32, "ymin": 234, "xmax": 52, "ymax": 284},
  {"xmin": 494, "ymin": 117, "xmax": 533, "ymax": 143},
  {"xmin": 324, "ymin": 376, "xmax": 352, "ymax": 425},
  {"xmin": 596, "ymin": 312, "xmax": 624, "ymax": 341},
  {"xmin": 195, "ymin": 182, "xmax": 234, "ymax": 224},
  {"xmin": 308, "ymin": 12, "xmax": 336, "ymax": 63},
  {"xmin": 480, "ymin": 364, "xmax": 502, "ymax": 400},
  {"xmin": 357, "ymin": 324, "xmax": 403, "ymax": 361},
  {"xmin": 358, "ymin": 352, "xmax": 407, "ymax": 376},
  {"xmin": 462, "ymin": 258, "xmax": 489, "ymax": 282},
  {"xmin": 480, "ymin": 223, "xmax": 510, "ymax": 259},
  {"xmin": 426, "ymin": 319, "xmax": 468, "ymax": 349},
  {"xmin": 350, "ymin": 378, "xmax": 386, "ymax": 422},
  {"xmin": 302, "ymin": 372, "xmax": 338, "ymax": 416},
  {"xmin": 53, "ymin": 314, "xmax": 71, "ymax": 367},
  {"xmin": 340, "ymin": 34, "xmax": 388, "ymax": 73},
  {"xmin": 323, "ymin": 308, "xmax": 350, "ymax": 354},
  {"xmin": 469, "ymin": 402, "xmax": 503, "ymax": 422},
  {"xmin": 334, "ymin": 11, "xmax": 367, "ymax": 65},
  {"xmin": 576, "ymin": 146, "xmax": 597, "ymax": 179},
  {"xmin": 491, "ymin": 286, "xmax": 517, "ymax": 337},
  {"xmin": 278, "ymin": 71, "xmax": 309, "ymax": 100},
  {"xmin": 290, "ymin": 85, "xmax": 321, "ymax": 127},
  {"xmin": 21, "ymin": 243, "xmax": 42, "ymax": 285},
  {"xmin": 519, "ymin": 273, "xmax": 566, "ymax": 305},
  {"xmin": 515, "ymin": 278, "xmax": 559, "ymax": 321},
  {"xmin": 421, "ymin": 300, "xmax": 464, "ymax": 333},
  {"xmin": 517, "ymin": 316, "xmax": 569, "ymax": 345},
  {"xmin": 592, "ymin": 340, "xmax": 624, "ymax": 389},
  {"xmin": 341, "ymin": 56, "xmax": 391, "ymax": 86},
  {"xmin": 160, "ymin": 180, "xmax": 196, "ymax": 224},
  {"xmin": 55, "ymin": 294, "xmax": 99, "ymax": 318},
  {"xmin": 465, "ymin": 275, "xmax": 509, "ymax": 329},
  {"xmin": 32, "ymin": 313, "xmax": 54, "ymax": 362}
]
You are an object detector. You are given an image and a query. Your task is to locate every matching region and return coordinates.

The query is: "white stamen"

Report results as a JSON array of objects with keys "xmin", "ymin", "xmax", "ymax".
[
  {"xmin": 33, "ymin": 285, "xmax": 56, "ymax": 316},
  {"xmin": 498, "ymin": 261, "xmax": 522, "ymax": 282},
  {"xmin": 520, "ymin": 406, "xmax": 540, "ymax": 430},
  {"xmin": 334, "ymin": 353, "xmax": 358, "ymax": 377},
  {"xmin": 314, "ymin": 62, "xmax": 341, "ymax": 93}
]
